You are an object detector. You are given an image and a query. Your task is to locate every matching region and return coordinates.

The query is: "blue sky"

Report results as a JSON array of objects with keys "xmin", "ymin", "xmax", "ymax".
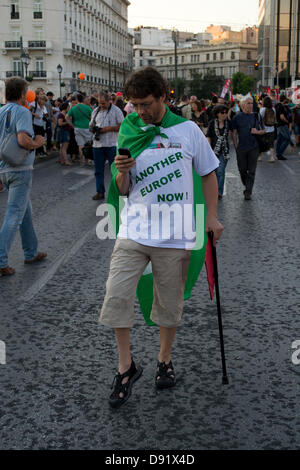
[{"xmin": 128, "ymin": 0, "xmax": 259, "ymax": 32}]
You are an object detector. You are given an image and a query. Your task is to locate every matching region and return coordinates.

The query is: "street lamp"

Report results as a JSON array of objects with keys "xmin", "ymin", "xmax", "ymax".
[
  {"xmin": 21, "ymin": 50, "xmax": 31, "ymax": 79},
  {"xmin": 57, "ymin": 64, "xmax": 63, "ymax": 97}
]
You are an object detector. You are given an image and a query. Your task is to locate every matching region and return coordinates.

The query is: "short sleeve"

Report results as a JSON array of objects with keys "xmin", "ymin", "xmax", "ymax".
[
  {"xmin": 115, "ymin": 107, "xmax": 125, "ymax": 124},
  {"xmin": 67, "ymin": 108, "xmax": 73, "ymax": 117},
  {"xmin": 190, "ymin": 122, "xmax": 219, "ymax": 176},
  {"xmin": 15, "ymin": 107, "xmax": 34, "ymax": 137}
]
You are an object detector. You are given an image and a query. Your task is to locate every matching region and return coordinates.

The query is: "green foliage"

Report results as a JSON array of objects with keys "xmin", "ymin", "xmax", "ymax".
[
  {"xmin": 189, "ymin": 68, "xmax": 224, "ymax": 99},
  {"xmin": 232, "ymin": 72, "xmax": 255, "ymax": 95}
]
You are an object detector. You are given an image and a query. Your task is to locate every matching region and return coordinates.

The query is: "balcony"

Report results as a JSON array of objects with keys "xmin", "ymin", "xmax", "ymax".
[
  {"xmin": 10, "ymin": 12, "xmax": 20, "ymax": 20},
  {"xmin": 29, "ymin": 70, "xmax": 47, "ymax": 78},
  {"xmin": 6, "ymin": 71, "xmax": 23, "ymax": 77},
  {"xmin": 33, "ymin": 11, "xmax": 43, "ymax": 19},
  {"xmin": 4, "ymin": 41, "xmax": 21, "ymax": 49},
  {"xmin": 28, "ymin": 41, "xmax": 46, "ymax": 48}
]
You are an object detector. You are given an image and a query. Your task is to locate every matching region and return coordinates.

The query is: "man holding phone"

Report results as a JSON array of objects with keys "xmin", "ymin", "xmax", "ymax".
[{"xmin": 99, "ymin": 67, "xmax": 223, "ymax": 408}]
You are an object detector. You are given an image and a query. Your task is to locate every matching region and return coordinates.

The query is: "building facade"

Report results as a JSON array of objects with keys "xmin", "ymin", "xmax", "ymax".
[
  {"xmin": 0, "ymin": 0, "xmax": 133, "ymax": 97},
  {"xmin": 258, "ymin": 0, "xmax": 300, "ymax": 88},
  {"xmin": 155, "ymin": 43, "xmax": 258, "ymax": 89}
]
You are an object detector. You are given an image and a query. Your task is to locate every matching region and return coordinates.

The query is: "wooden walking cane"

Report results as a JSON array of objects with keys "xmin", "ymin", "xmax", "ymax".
[{"xmin": 207, "ymin": 231, "xmax": 229, "ymax": 385}]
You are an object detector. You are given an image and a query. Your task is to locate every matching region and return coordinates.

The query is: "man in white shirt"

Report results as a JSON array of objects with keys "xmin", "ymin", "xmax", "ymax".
[
  {"xmin": 98, "ymin": 67, "xmax": 224, "ymax": 408},
  {"xmin": 30, "ymin": 92, "xmax": 48, "ymax": 156},
  {"xmin": 90, "ymin": 92, "xmax": 124, "ymax": 200}
]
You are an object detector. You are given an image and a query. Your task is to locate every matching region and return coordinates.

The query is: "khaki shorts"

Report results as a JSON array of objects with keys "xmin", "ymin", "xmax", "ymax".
[{"xmin": 99, "ymin": 239, "xmax": 191, "ymax": 328}]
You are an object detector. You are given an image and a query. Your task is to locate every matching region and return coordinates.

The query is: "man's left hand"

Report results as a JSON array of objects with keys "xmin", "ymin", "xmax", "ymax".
[{"xmin": 205, "ymin": 216, "xmax": 224, "ymax": 246}]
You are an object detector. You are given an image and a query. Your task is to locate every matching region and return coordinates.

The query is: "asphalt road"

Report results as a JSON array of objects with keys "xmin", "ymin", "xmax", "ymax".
[{"xmin": 0, "ymin": 148, "xmax": 300, "ymax": 450}]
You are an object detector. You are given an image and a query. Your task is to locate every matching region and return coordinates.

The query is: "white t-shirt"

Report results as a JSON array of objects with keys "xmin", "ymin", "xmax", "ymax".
[
  {"xmin": 31, "ymin": 102, "xmax": 47, "ymax": 128},
  {"xmin": 118, "ymin": 121, "xmax": 219, "ymax": 250},
  {"xmin": 260, "ymin": 107, "xmax": 276, "ymax": 133},
  {"xmin": 90, "ymin": 104, "xmax": 124, "ymax": 148}
]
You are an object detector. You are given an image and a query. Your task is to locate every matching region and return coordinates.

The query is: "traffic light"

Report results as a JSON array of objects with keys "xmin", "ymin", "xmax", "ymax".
[{"xmin": 254, "ymin": 62, "xmax": 259, "ymax": 70}]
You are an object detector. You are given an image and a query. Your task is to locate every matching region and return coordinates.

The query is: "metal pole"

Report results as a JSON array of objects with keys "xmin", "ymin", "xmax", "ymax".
[
  {"xmin": 59, "ymin": 73, "xmax": 62, "ymax": 98},
  {"xmin": 20, "ymin": 36, "xmax": 24, "ymax": 78},
  {"xmin": 108, "ymin": 58, "xmax": 112, "ymax": 92}
]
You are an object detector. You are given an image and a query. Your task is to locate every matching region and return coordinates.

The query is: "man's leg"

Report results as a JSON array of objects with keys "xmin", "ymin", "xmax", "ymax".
[
  {"xmin": 20, "ymin": 200, "xmax": 38, "ymax": 262},
  {"xmin": 245, "ymin": 147, "xmax": 259, "ymax": 194},
  {"xmin": 236, "ymin": 149, "xmax": 247, "ymax": 188},
  {"xmin": 114, "ymin": 328, "xmax": 131, "ymax": 374},
  {"xmin": 158, "ymin": 327, "xmax": 177, "ymax": 364},
  {"xmin": 93, "ymin": 147, "xmax": 106, "ymax": 195},
  {"xmin": 0, "ymin": 171, "xmax": 31, "ymax": 269}
]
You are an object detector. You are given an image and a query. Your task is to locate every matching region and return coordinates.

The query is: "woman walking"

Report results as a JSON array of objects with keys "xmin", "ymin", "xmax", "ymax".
[
  {"xmin": 260, "ymin": 96, "xmax": 276, "ymax": 162},
  {"xmin": 206, "ymin": 105, "xmax": 231, "ymax": 200}
]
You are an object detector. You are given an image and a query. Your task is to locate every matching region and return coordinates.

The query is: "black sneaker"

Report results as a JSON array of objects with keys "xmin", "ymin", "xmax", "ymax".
[
  {"xmin": 155, "ymin": 361, "xmax": 176, "ymax": 389},
  {"xmin": 109, "ymin": 359, "xmax": 143, "ymax": 409},
  {"xmin": 277, "ymin": 155, "xmax": 287, "ymax": 160},
  {"xmin": 244, "ymin": 190, "xmax": 252, "ymax": 201}
]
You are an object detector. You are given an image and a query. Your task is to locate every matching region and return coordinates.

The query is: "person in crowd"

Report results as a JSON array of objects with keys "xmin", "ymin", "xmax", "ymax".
[
  {"xmin": 191, "ymin": 100, "xmax": 208, "ymax": 132},
  {"xmin": 45, "ymin": 91, "xmax": 54, "ymax": 153},
  {"xmin": 115, "ymin": 96, "xmax": 126, "ymax": 117},
  {"xmin": 178, "ymin": 95, "xmax": 192, "ymax": 120},
  {"xmin": 30, "ymin": 92, "xmax": 48, "ymax": 156},
  {"xmin": 124, "ymin": 100, "xmax": 135, "ymax": 116},
  {"xmin": 231, "ymin": 95, "xmax": 266, "ymax": 200},
  {"xmin": 99, "ymin": 67, "xmax": 223, "ymax": 408},
  {"xmin": 57, "ymin": 102, "xmax": 73, "ymax": 166},
  {"xmin": 0, "ymin": 77, "xmax": 47, "ymax": 276},
  {"xmin": 275, "ymin": 95, "xmax": 291, "ymax": 160},
  {"xmin": 90, "ymin": 92, "xmax": 124, "ymax": 200},
  {"xmin": 206, "ymin": 105, "xmax": 231, "ymax": 200},
  {"xmin": 190, "ymin": 95, "xmax": 198, "ymax": 103},
  {"xmin": 206, "ymin": 95, "xmax": 219, "ymax": 122},
  {"xmin": 110, "ymin": 93, "xmax": 117, "ymax": 104},
  {"xmin": 293, "ymin": 102, "xmax": 300, "ymax": 148},
  {"xmin": 67, "ymin": 94, "xmax": 93, "ymax": 166},
  {"xmin": 260, "ymin": 96, "xmax": 276, "ymax": 163}
]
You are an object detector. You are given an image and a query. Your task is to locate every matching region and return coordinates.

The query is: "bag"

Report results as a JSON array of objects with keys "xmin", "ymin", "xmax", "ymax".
[
  {"xmin": 255, "ymin": 113, "xmax": 269, "ymax": 153},
  {"xmin": 264, "ymin": 108, "xmax": 276, "ymax": 126},
  {"xmin": 0, "ymin": 109, "xmax": 30, "ymax": 167},
  {"xmin": 82, "ymin": 142, "xmax": 94, "ymax": 160}
]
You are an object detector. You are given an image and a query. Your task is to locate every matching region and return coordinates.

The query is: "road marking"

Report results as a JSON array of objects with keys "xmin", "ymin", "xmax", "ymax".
[
  {"xmin": 223, "ymin": 172, "xmax": 238, "ymax": 196},
  {"xmin": 68, "ymin": 175, "xmax": 94, "ymax": 191},
  {"xmin": 0, "ymin": 341, "xmax": 6, "ymax": 365},
  {"xmin": 22, "ymin": 226, "xmax": 96, "ymax": 303},
  {"xmin": 281, "ymin": 162, "xmax": 296, "ymax": 176}
]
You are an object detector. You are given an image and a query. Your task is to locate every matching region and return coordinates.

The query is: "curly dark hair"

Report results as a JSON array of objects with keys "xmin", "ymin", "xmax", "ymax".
[{"xmin": 125, "ymin": 67, "xmax": 169, "ymax": 100}]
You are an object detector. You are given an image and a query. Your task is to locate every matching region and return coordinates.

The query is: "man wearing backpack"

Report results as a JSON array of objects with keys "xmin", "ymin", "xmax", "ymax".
[
  {"xmin": 260, "ymin": 96, "xmax": 276, "ymax": 162},
  {"xmin": 275, "ymin": 94, "xmax": 290, "ymax": 160}
]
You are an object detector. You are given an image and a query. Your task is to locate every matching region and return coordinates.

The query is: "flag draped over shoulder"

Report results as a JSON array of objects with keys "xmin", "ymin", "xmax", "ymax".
[{"xmin": 107, "ymin": 105, "xmax": 208, "ymax": 326}]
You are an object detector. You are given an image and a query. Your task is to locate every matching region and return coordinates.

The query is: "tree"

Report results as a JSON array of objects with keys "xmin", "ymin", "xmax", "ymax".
[
  {"xmin": 232, "ymin": 72, "xmax": 255, "ymax": 95},
  {"xmin": 189, "ymin": 68, "xmax": 224, "ymax": 99}
]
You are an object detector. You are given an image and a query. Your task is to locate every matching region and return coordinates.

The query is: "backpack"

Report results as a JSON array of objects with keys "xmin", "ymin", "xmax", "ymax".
[{"xmin": 264, "ymin": 108, "xmax": 276, "ymax": 126}]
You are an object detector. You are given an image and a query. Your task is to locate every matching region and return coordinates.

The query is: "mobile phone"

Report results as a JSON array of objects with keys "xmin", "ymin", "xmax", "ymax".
[{"xmin": 119, "ymin": 147, "xmax": 132, "ymax": 158}]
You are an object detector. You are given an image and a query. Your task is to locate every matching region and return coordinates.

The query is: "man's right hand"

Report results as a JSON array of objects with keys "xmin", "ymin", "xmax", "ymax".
[
  {"xmin": 34, "ymin": 135, "xmax": 46, "ymax": 148},
  {"xmin": 114, "ymin": 154, "xmax": 136, "ymax": 174}
]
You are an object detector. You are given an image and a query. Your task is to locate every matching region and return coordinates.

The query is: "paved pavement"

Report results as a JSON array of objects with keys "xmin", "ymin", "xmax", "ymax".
[{"xmin": 0, "ymin": 149, "xmax": 300, "ymax": 450}]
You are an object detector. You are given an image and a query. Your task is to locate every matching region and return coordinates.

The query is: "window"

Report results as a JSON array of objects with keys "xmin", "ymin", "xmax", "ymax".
[
  {"xmin": 160, "ymin": 58, "xmax": 163, "ymax": 65},
  {"xmin": 140, "ymin": 60, "xmax": 143, "ymax": 67},
  {"xmin": 35, "ymin": 57, "xmax": 44, "ymax": 72},
  {"xmin": 139, "ymin": 50, "xmax": 143, "ymax": 57},
  {"xmin": 10, "ymin": 0, "xmax": 20, "ymax": 19},
  {"xmin": 11, "ymin": 28, "xmax": 20, "ymax": 41},
  {"xmin": 213, "ymin": 53, "xmax": 217, "ymax": 60},
  {"xmin": 220, "ymin": 52, "xmax": 224, "ymax": 60},
  {"xmin": 206, "ymin": 53, "xmax": 210, "ymax": 61},
  {"xmin": 181, "ymin": 56, "xmax": 185, "ymax": 63},
  {"xmin": 33, "ymin": 0, "xmax": 42, "ymax": 18},
  {"xmin": 13, "ymin": 58, "xmax": 21, "ymax": 74},
  {"xmin": 34, "ymin": 28, "xmax": 44, "ymax": 40},
  {"xmin": 231, "ymin": 52, "xmax": 235, "ymax": 60},
  {"xmin": 247, "ymin": 51, "xmax": 252, "ymax": 60},
  {"xmin": 169, "ymin": 56, "xmax": 173, "ymax": 64},
  {"xmin": 149, "ymin": 50, "xmax": 153, "ymax": 56}
]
